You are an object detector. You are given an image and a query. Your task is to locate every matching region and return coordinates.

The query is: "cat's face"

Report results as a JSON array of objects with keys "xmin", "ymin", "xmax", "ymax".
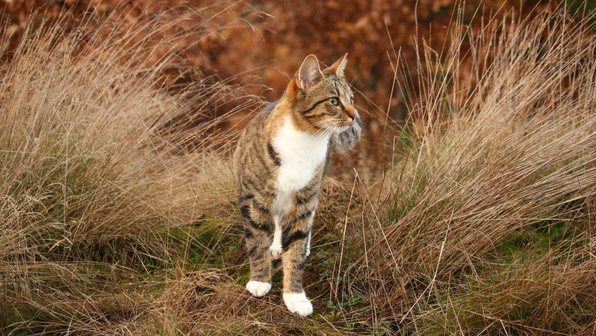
[{"xmin": 287, "ymin": 54, "xmax": 359, "ymax": 134}]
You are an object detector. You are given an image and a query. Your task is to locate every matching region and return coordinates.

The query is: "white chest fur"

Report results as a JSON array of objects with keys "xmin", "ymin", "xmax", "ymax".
[{"xmin": 270, "ymin": 115, "xmax": 329, "ymax": 216}]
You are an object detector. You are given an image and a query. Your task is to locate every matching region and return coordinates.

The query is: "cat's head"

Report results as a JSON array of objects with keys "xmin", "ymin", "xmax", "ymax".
[{"xmin": 284, "ymin": 54, "xmax": 359, "ymax": 134}]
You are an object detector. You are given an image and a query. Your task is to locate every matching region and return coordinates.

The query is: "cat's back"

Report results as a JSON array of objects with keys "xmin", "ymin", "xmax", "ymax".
[
  {"xmin": 239, "ymin": 100, "xmax": 277, "ymax": 139},
  {"xmin": 233, "ymin": 101, "xmax": 279, "ymax": 182}
]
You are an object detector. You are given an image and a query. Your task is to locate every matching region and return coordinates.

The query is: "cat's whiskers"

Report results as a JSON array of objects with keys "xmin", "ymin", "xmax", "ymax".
[
  {"xmin": 312, "ymin": 125, "xmax": 331, "ymax": 138},
  {"xmin": 310, "ymin": 125, "xmax": 333, "ymax": 146},
  {"xmin": 315, "ymin": 125, "xmax": 336, "ymax": 147}
]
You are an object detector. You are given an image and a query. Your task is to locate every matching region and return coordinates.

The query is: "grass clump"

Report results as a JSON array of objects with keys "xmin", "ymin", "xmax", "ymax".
[
  {"xmin": 337, "ymin": 9, "xmax": 595, "ymax": 334},
  {"xmin": 0, "ymin": 10, "xmax": 250, "ymax": 335}
]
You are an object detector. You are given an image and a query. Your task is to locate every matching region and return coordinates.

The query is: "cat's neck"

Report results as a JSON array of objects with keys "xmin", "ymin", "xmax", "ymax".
[
  {"xmin": 267, "ymin": 96, "xmax": 332, "ymax": 153},
  {"xmin": 270, "ymin": 114, "xmax": 330, "ymax": 193},
  {"xmin": 269, "ymin": 93, "xmax": 319, "ymax": 134},
  {"xmin": 272, "ymin": 113, "xmax": 331, "ymax": 150}
]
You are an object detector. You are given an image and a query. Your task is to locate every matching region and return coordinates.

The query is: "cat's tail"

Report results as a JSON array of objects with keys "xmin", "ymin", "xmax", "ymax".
[{"xmin": 331, "ymin": 116, "xmax": 362, "ymax": 152}]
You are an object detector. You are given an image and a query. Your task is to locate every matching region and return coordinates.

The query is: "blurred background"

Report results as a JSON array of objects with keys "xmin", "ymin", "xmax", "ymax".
[{"xmin": 1, "ymin": 0, "xmax": 565, "ymax": 127}]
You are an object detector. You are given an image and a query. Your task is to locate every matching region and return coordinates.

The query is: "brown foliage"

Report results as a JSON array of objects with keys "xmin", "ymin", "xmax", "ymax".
[{"xmin": 2, "ymin": 0, "xmax": 552, "ymax": 123}]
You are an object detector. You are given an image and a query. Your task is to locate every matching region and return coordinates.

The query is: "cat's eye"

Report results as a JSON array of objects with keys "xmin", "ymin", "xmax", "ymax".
[{"xmin": 329, "ymin": 97, "xmax": 340, "ymax": 106}]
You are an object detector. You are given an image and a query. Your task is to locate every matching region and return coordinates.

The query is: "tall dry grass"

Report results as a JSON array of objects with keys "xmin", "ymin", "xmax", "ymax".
[
  {"xmin": 0, "ymin": 10, "xmax": 254, "ymax": 334},
  {"xmin": 332, "ymin": 8, "xmax": 595, "ymax": 334}
]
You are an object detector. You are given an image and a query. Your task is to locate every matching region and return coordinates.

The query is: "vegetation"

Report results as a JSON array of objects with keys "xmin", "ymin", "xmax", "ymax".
[{"xmin": 0, "ymin": 3, "xmax": 594, "ymax": 336}]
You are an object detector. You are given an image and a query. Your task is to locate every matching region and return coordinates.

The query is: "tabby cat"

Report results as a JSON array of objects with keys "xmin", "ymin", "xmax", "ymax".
[{"xmin": 233, "ymin": 54, "xmax": 361, "ymax": 316}]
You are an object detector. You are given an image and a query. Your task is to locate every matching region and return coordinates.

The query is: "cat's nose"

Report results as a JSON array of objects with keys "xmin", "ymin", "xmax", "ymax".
[{"xmin": 345, "ymin": 106, "xmax": 357, "ymax": 121}]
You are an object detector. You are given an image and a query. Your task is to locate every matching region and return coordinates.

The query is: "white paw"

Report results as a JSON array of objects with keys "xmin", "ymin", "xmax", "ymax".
[
  {"xmin": 283, "ymin": 291, "xmax": 313, "ymax": 317},
  {"xmin": 269, "ymin": 243, "xmax": 282, "ymax": 259},
  {"xmin": 246, "ymin": 280, "xmax": 271, "ymax": 297}
]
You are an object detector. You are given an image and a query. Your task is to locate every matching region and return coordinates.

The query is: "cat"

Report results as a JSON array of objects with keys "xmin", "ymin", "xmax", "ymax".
[{"xmin": 233, "ymin": 54, "xmax": 361, "ymax": 316}]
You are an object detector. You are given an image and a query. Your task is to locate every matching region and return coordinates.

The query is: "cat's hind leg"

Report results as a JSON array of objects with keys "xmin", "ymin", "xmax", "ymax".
[{"xmin": 269, "ymin": 215, "xmax": 283, "ymax": 259}]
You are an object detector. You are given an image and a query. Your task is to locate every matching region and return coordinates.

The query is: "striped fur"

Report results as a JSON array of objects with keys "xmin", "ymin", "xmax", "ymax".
[{"xmin": 233, "ymin": 54, "xmax": 360, "ymax": 316}]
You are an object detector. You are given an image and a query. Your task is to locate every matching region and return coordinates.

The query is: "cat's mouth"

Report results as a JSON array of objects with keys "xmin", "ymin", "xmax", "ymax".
[{"xmin": 334, "ymin": 122, "xmax": 353, "ymax": 132}]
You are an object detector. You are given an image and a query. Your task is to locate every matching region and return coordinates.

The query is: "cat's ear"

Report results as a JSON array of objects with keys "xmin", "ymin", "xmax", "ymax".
[
  {"xmin": 296, "ymin": 54, "xmax": 324, "ymax": 91},
  {"xmin": 325, "ymin": 53, "xmax": 348, "ymax": 77}
]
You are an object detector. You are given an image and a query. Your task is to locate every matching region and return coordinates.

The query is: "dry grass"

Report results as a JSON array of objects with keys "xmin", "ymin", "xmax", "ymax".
[
  {"xmin": 335, "ymin": 8, "xmax": 595, "ymax": 335},
  {"xmin": 0, "ymin": 11, "xmax": 251, "ymax": 335},
  {"xmin": 0, "ymin": 5, "xmax": 594, "ymax": 336}
]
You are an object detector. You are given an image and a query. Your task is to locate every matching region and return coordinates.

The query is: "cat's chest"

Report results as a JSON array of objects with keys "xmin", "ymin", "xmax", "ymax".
[{"xmin": 272, "ymin": 116, "xmax": 329, "ymax": 194}]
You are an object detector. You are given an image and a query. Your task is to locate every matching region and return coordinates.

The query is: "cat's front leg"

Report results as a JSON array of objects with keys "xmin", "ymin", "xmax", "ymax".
[
  {"xmin": 281, "ymin": 209, "xmax": 315, "ymax": 316},
  {"xmin": 240, "ymin": 194, "xmax": 274, "ymax": 297}
]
